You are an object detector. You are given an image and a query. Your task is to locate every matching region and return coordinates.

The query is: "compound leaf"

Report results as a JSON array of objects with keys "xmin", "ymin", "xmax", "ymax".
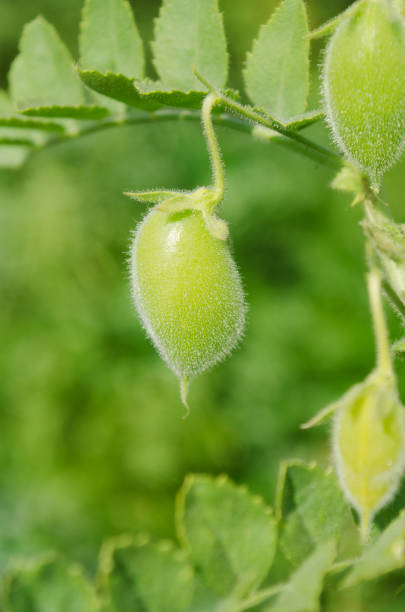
[
  {"xmin": 244, "ymin": 0, "xmax": 309, "ymax": 122},
  {"xmin": 79, "ymin": 0, "xmax": 144, "ymax": 77},
  {"xmin": 3, "ymin": 553, "xmax": 98, "ymax": 611},
  {"xmin": 97, "ymin": 536, "xmax": 194, "ymax": 612},
  {"xmin": 79, "ymin": 70, "xmax": 212, "ymax": 110},
  {"xmin": 9, "ymin": 16, "xmax": 108, "ymax": 119},
  {"xmin": 308, "ymin": 0, "xmax": 364, "ymax": 40},
  {"xmin": 343, "ymin": 511, "xmax": 405, "ymax": 588},
  {"xmin": 152, "ymin": 0, "xmax": 228, "ymax": 91},
  {"xmin": 265, "ymin": 540, "xmax": 336, "ymax": 612},
  {"xmin": 283, "ymin": 110, "xmax": 325, "ymax": 130},
  {"xmin": 276, "ymin": 461, "xmax": 350, "ymax": 565},
  {"xmin": 176, "ymin": 474, "xmax": 277, "ymax": 599},
  {"xmin": 0, "ymin": 90, "xmax": 49, "ymax": 167},
  {"xmin": 79, "ymin": 70, "xmax": 161, "ymax": 111},
  {"xmin": 21, "ymin": 105, "xmax": 109, "ymax": 119}
]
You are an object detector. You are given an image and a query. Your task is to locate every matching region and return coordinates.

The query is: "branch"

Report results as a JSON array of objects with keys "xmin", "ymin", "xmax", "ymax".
[{"xmin": 32, "ymin": 108, "xmax": 343, "ymax": 170}]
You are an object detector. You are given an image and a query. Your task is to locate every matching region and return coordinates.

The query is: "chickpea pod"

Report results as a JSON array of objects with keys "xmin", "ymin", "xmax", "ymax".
[
  {"xmin": 323, "ymin": 0, "xmax": 405, "ymax": 186},
  {"xmin": 130, "ymin": 202, "xmax": 246, "ymax": 405}
]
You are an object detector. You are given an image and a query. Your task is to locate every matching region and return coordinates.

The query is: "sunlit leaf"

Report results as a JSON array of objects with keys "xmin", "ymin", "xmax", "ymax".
[
  {"xmin": 265, "ymin": 541, "xmax": 336, "ymax": 612},
  {"xmin": 79, "ymin": 0, "xmax": 144, "ymax": 77},
  {"xmin": 176, "ymin": 474, "xmax": 277, "ymax": 598},
  {"xmin": 152, "ymin": 0, "xmax": 228, "ymax": 91},
  {"xmin": 3, "ymin": 554, "xmax": 98, "ymax": 611},
  {"xmin": 244, "ymin": 0, "xmax": 309, "ymax": 121},
  {"xmin": 98, "ymin": 536, "xmax": 194, "ymax": 612},
  {"xmin": 9, "ymin": 16, "xmax": 107, "ymax": 120}
]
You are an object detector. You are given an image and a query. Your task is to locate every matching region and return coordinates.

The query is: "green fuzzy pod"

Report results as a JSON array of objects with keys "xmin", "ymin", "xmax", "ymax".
[
  {"xmin": 323, "ymin": 0, "xmax": 405, "ymax": 184},
  {"xmin": 130, "ymin": 206, "xmax": 246, "ymax": 380},
  {"xmin": 333, "ymin": 374, "xmax": 405, "ymax": 539}
]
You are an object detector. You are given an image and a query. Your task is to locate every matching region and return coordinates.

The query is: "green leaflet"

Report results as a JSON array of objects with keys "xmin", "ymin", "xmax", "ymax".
[
  {"xmin": 176, "ymin": 474, "xmax": 277, "ymax": 599},
  {"xmin": 323, "ymin": 0, "xmax": 405, "ymax": 185},
  {"xmin": 79, "ymin": 0, "xmax": 144, "ymax": 77},
  {"xmin": 308, "ymin": 0, "xmax": 364, "ymax": 40},
  {"xmin": 0, "ymin": 117, "xmax": 64, "ymax": 133},
  {"xmin": 244, "ymin": 0, "xmax": 310, "ymax": 122},
  {"xmin": 124, "ymin": 190, "xmax": 185, "ymax": 204},
  {"xmin": 152, "ymin": 0, "xmax": 228, "ymax": 91},
  {"xmin": 276, "ymin": 461, "xmax": 350, "ymax": 565},
  {"xmin": 187, "ymin": 577, "xmax": 222, "ymax": 612},
  {"xmin": 343, "ymin": 511, "xmax": 405, "ymax": 588},
  {"xmin": 21, "ymin": 105, "xmax": 109, "ymax": 120},
  {"xmin": 9, "ymin": 16, "xmax": 108, "ymax": 120},
  {"xmin": 0, "ymin": 90, "xmax": 65, "ymax": 133},
  {"xmin": 97, "ymin": 536, "xmax": 194, "ymax": 612},
  {"xmin": 0, "ymin": 90, "xmax": 48, "ymax": 168},
  {"xmin": 79, "ymin": 70, "xmax": 161, "ymax": 111},
  {"xmin": 2, "ymin": 554, "xmax": 98, "ymax": 611},
  {"xmin": 79, "ymin": 69, "xmax": 219, "ymax": 110},
  {"xmin": 265, "ymin": 540, "xmax": 336, "ymax": 612},
  {"xmin": 282, "ymin": 111, "xmax": 324, "ymax": 130},
  {"xmin": 0, "ymin": 137, "xmax": 34, "ymax": 146}
]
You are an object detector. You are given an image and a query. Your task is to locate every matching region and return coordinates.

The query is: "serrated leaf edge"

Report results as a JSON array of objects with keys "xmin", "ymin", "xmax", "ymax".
[{"xmin": 243, "ymin": 0, "xmax": 310, "ymax": 122}]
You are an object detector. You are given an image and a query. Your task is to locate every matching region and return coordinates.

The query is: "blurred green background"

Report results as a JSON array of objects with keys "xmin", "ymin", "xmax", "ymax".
[{"xmin": 1, "ymin": 0, "xmax": 405, "ymax": 587}]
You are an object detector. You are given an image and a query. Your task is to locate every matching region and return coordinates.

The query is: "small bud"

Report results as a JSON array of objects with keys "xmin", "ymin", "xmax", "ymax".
[
  {"xmin": 305, "ymin": 269, "xmax": 405, "ymax": 542},
  {"xmin": 333, "ymin": 370, "xmax": 405, "ymax": 542}
]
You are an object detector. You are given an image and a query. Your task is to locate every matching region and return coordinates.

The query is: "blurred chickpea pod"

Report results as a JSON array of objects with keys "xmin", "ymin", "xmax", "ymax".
[
  {"xmin": 304, "ymin": 270, "xmax": 405, "ymax": 541},
  {"xmin": 323, "ymin": 0, "xmax": 405, "ymax": 186},
  {"xmin": 130, "ymin": 199, "xmax": 246, "ymax": 408},
  {"xmin": 333, "ymin": 370, "xmax": 405, "ymax": 541}
]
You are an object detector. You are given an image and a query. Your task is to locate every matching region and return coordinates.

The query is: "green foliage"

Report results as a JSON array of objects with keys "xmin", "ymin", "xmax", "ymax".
[
  {"xmin": 4, "ymin": 471, "xmax": 405, "ymax": 610},
  {"xmin": 9, "ymin": 16, "xmax": 108, "ymax": 119},
  {"xmin": 244, "ymin": 0, "xmax": 309, "ymax": 122},
  {"xmin": 78, "ymin": 70, "xmax": 162, "ymax": 110},
  {"xmin": 79, "ymin": 0, "xmax": 145, "ymax": 77},
  {"xmin": 2, "ymin": 554, "xmax": 98, "ymax": 611},
  {"xmin": 265, "ymin": 540, "xmax": 336, "ymax": 612},
  {"xmin": 176, "ymin": 474, "xmax": 277, "ymax": 599},
  {"xmin": 97, "ymin": 536, "xmax": 194, "ymax": 612},
  {"xmin": 276, "ymin": 461, "xmax": 350, "ymax": 565},
  {"xmin": 2, "ymin": 0, "xmax": 405, "ymax": 610},
  {"xmin": 152, "ymin": 0, "xmax": 228, "ymax": 91},
  {"xmin": 343, "ymin": 510, "xmax": 405, "ymax": 588}
]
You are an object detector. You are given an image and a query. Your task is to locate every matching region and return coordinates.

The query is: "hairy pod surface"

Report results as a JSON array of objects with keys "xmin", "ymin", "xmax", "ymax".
[
  {"xmin": 130, "ymin": 206, "xmax": 246, "ymax": 382},
  {"xmin": 333, "ymin": 373, "xmax": 405, "ymax": 539},
  {"xmin": 323, "ymin": 0, "xmax": 405, "ymax": 185}
]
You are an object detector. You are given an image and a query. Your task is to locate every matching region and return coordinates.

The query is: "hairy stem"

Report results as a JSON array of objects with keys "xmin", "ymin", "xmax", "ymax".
[
  {"xmin": 201, "ymin": 93, "xmax": 225, "ymax": 206},
  {"xmin": 217, "ymin": 93, "xmax": 343, "ymax": 169},
  {"xmin": 33, "ymin": 107, "xmax": 343, "ymax": 170},
  {"xmin": 236, "ymin": 583, "xmax": 285, "ymax": 611},
  {"xmin": 367, "ymin": 268, "xmax": 393, "ymax": 376}
]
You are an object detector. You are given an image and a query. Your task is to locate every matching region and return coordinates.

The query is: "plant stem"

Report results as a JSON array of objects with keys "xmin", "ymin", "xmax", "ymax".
[
  {"xmin": 217, "ymin": 93, "xmax": 343, "ymax": 169},
  {"xmin": 34, "ymin": 108, "xmax": 343, "ymax": 170},
  {"xmin": 367, "ymin": 267, "xmax": 393, "ymax": 376},
  {"xmin": 236, "ymin": 583, "xmax": 285, "ymax": 611},
  {"xmin": 201, "ymin": 93, "xmax": 225, "ymax": 207}
]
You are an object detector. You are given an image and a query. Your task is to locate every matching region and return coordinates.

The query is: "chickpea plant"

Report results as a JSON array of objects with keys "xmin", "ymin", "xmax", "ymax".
[{"xmin": 2, "ymin": 0, "xmax": 405, "ymax": 610}]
